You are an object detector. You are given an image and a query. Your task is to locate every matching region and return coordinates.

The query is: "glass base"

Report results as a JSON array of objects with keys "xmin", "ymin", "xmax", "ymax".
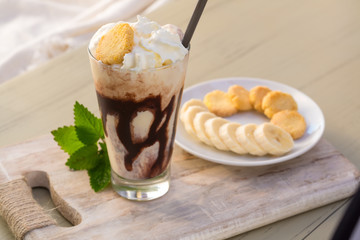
[{"xmin": 111, "ymin": 168, "xmax": 170, "ymax": 201}]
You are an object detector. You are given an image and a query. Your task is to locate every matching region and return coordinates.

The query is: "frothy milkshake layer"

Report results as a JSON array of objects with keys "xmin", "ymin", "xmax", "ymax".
[{"xmin": 90, "ymin": 56, "xmax": 188, "ymax": 111}]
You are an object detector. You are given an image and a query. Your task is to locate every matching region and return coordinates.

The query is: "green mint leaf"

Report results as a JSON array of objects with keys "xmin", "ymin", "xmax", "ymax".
[
  {"xmin": 51, "ymin": 126, "xmax": 84, "ymax": 155},
  {"xmin": 75, "ymin": 126, "xmax": 101, "ymax": 145},
  {"xmin": 74, "ymin": 101, "xmax": 104, "ymax": 145},
  {"xmin": 52, "ymin": 101, "xmax": 111, "ymax": 193},
  {"xmin": 66, "ymin": 144, "xmax": 99, "ymax": 170},
  {"xmin": 88, "ymin": 146, "xmax": 111, "ymax": 192}
]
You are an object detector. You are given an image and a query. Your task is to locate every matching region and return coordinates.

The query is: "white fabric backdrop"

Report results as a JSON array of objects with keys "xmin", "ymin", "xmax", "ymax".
[{"xmin": 0, "ymin": 0, "xmax": 173, "ymax": 84}]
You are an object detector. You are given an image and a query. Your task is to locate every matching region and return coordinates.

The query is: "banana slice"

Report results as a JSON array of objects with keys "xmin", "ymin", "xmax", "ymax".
[
  {"xmin": 182, "ymin": 106, "xmax": 207, "ymax": 139},
  {"xmin": 204, "ymin": 117, "xmax": 230, "ymax": 151},
  {"xmin": 180, "ymin": 99, "xmax": 207, "ymax": 122},
  {"xmin": 235, "ymin": 124, "xmax": 267, "ymax": 156},
  {"xmin": 219, "ymin": 122, "xmax": 248, "ymax": 154},
  {"xmin": 254, "ymin": 122, "xmax": 294, "ymax": 155},
  {"xmin": 193, "ymin": 112, "xmax": 216, "ymax": 146}
]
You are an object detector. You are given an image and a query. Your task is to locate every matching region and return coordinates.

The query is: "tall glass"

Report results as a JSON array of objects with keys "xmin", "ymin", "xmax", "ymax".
[{"xmin": 88, "ymin": 49, "xmax": 189, "ymax": 201}]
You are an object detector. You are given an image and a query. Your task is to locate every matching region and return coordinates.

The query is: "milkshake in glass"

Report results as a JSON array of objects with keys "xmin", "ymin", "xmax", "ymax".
[{"xmin": 88, "ymin": 16, "xmax": 189, "ymax": 200}]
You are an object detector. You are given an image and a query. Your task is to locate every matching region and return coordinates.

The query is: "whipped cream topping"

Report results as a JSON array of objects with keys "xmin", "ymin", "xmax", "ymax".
[{"xmin": 89, "ymin": 16, "xmax": 188, "ymax": 71}]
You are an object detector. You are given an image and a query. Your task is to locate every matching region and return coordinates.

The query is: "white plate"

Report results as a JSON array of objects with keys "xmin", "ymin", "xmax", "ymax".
[{"xmin": 175, "ymin": 77, "xmax": 325, "ymax": 166}]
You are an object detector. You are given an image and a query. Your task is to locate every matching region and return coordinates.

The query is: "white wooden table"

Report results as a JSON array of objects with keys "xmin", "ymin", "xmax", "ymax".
[{"xmin": 1, "ymin": 0, "xmax": 360, "ymax": 239}]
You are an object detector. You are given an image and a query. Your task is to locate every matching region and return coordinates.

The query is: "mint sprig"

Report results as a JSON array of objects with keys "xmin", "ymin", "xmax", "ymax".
[{"xmin": 51, "ymin": 101, "xmax": 110, "ymax": 192}]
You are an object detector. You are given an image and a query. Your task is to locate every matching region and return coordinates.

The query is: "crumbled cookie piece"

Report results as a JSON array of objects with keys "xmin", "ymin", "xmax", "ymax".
[{"xmin": 96, "ymin": 23, "xmax": 134, "ymax": 65}]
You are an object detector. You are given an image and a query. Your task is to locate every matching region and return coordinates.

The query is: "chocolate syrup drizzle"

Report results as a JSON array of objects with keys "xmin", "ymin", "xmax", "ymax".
[{"xmin": 96, "ymin": 90, "xmax": 183, "ymax": 178}]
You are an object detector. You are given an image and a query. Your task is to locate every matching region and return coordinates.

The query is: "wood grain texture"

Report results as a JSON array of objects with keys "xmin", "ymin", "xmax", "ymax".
[
  {"xmin": 0, "ymin": 135, "xmax": 358, "ymax": 239},
  {"xmin": 1, "ymin": 0, "xmax": 360, "ymax": 239}
]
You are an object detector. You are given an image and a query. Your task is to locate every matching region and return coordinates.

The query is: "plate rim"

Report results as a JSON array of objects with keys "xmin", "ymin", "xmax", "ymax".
[{"xmin": 175, "ymin": 77, "xmax": 325, "ymax": 167}]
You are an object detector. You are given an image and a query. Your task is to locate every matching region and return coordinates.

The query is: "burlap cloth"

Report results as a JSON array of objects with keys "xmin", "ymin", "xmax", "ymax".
[{"xmin": 0, "ymin": 179, "xmax": 56, "ymax": 240}]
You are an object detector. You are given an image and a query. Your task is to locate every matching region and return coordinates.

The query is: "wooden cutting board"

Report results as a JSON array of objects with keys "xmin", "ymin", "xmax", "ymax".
[{"xmin": 0, "ymin": 135, "xmax": 359, "ymax": 240}]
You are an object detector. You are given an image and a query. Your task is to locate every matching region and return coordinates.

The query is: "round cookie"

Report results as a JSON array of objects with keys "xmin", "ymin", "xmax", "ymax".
[
  {"xmin": 227, "ymin": 85, "xmax": 252, "ymax": 111},
  {"xmin": 249, "ymin": 86, "xmax": 271, "ymax": 112},
  {"xmin": 203, "ymin": 90, "xmax": 237, "ymax": 117},
  {"xmin": 262, "ymin": 91, "xmax": 298, "ymax": 118},
  {"xmin": 271, "ymin": 110, "xmax": 306, "ymax": 139}
]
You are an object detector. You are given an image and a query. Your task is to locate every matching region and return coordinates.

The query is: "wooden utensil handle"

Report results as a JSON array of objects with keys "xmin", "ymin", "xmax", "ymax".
[{"xmin": 24, "ymin": 171, "xmax": 82, "ymax": 227}]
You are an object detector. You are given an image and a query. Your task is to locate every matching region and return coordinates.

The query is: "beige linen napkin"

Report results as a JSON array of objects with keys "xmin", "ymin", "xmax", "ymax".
[{"xmin": 0, "ymin": 0, "xmax": 172, "ymax": 84}]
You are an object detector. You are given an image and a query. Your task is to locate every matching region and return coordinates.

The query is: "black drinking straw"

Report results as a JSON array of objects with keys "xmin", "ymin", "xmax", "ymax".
[{"xmin": 182, "ymin": 0, "xmax": 208, "ymax": 48}]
